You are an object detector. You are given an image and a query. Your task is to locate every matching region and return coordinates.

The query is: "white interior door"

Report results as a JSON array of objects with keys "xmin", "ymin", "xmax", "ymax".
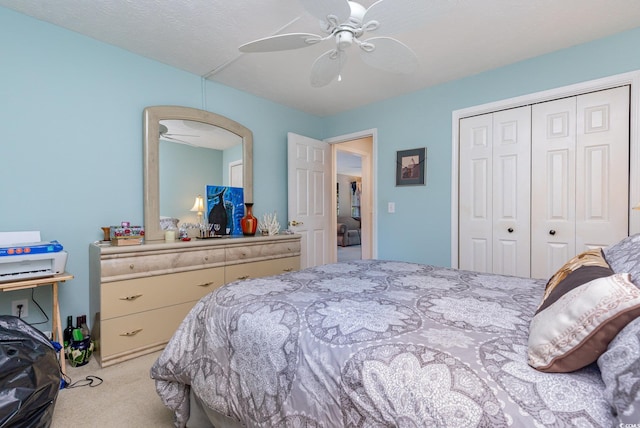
[
  {"xmin": 531, "ymin": 86, "xmax": 629, "ymax": 279},
  {"xmin": 287, "ymin": 132, "xmax": 331, "ymax": 269},
  {"xmin": 531, "ymin": 97, "xmax": 577, "ymax": 279},
  {"xmin": 459, "ymin": 107, "xmax": 531, "ymax": 276},
  {"xmin": 492, "ymin": 106, "xmax": 531, "ymax": 277},
  {"xmin": 459, "ymin": 113, "xmax": 493, "ymax": 272},
  {"xmin": 575, "ymin": 86, "xmax": 629, "ymax": 251}
]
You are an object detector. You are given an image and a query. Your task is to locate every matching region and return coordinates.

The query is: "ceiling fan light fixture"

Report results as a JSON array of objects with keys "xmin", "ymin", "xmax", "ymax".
[{"xmin": 336, "ymin": 31, "xmax": 353, "ymax": 50}]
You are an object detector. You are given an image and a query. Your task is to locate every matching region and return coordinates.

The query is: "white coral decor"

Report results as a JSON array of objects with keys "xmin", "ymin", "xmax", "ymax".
[{"xmin": 260, "ymin": 212, "xmax": 280, "ymax": 236}]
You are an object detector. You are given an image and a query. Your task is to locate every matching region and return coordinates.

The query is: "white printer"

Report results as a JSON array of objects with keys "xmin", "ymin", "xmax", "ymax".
[{"xmin": 0, "ymin": 231, "xmax": 68, "ymax": 283}]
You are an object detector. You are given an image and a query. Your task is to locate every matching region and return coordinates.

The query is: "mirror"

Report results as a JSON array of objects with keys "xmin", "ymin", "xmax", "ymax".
[{"xmin": 144, "ymin": 106, "xmax": 253, "ymax": 242}]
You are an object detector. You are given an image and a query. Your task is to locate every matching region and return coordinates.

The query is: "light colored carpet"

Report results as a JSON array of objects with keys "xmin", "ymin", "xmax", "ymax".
[
  {"xmin": 337, "ymin": 244, "xmax": 361, "ymax": 262},
  {"xmin": 52, "ymin": 351, "xmax": 175, "ymax": 427}
]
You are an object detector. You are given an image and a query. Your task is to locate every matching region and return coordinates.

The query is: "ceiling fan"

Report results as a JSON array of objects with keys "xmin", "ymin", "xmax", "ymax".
[
  {"xmin": 239, "ymin": 0, "xmax": 448, "ymax": 87},
  {"xmin": 159, "ymin": 123, "xmax": 200, "ymax": 146}
]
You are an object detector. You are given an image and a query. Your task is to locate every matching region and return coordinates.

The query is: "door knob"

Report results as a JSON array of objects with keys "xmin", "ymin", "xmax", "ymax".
[
  {"xmin": 549, "ymin": 230, "xmax": 556, "ymax": 235},
  {"xmin": 289, "ymin": 220, "xmax": 303, "ymax": 226},
  {"xmin": 507, "ymin": 228, "xmax": 514, "ymax": 233}
]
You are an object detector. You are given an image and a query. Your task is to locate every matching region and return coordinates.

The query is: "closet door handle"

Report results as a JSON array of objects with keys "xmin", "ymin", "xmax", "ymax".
[
  {"xmin": 549, "ymin": 230, "xmax": 556, "ymax": 235},
  {"xmin": 507, "ymin": 228, "xmax": 514, "ymax": 233}
]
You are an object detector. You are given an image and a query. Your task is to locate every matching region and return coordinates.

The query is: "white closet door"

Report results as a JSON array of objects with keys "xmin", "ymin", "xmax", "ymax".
[
  {"xmin": 492, "ymin": 106, "xmax": 531, "ymax": 277},
  {"xmin": 459, "ymin": 107, "xmax": 531, "ymax": 275},
  {"xmin": 459, "ymin": 114, "xmax": 493, "ymax": 272},
  {"xmin": 531, "ymin": 86, "xmax": 629, "ymax": 279},
  {"xmin": 575, "ymin": 86, "xmax": 629, "ymax": 252},
  {"xmin": 531, "ymin": 97, "xmax": 577, "ymax": 279}
]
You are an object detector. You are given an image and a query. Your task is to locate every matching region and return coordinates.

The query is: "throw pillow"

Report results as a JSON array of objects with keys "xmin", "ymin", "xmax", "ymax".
[
  {"xmin": 540, "ymin": 249, "xmax": 612, "ymax": 306},
  {"xmin": 528, "ymin": 273, "xmax": 640, "ymax": 373},
  {"xmin": 603, "ymin": 233, "xmax": 640, "ymax": 286},
  {"xmin": 598, "ymin": 317, "xmax": 640, "ymax": 424}
]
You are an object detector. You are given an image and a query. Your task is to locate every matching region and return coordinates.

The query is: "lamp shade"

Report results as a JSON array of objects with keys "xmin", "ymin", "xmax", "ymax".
[{"xmin": 190, "ymin": 195, "xmax": 205, "ymax": 213}]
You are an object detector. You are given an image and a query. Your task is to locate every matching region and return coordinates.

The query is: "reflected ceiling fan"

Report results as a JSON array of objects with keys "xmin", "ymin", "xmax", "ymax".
[
  {"xmin": 239, "ymin": 0, "xmax": 448, "ymax": 87},
  {"xmin": 159, "ymin": 123, "xmax": 200, "ymax": 146}
]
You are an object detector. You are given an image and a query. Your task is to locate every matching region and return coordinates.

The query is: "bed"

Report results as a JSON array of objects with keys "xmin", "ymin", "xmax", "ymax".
[{"xmin": 151, "ymin": 233, "xmax": 640, "ymax": 427}]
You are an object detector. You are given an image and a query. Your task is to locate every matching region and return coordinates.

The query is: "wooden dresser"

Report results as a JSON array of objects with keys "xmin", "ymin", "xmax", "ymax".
[{"xmin": 89, "ymin": 234, "xmax": 301, "ymax": 367}]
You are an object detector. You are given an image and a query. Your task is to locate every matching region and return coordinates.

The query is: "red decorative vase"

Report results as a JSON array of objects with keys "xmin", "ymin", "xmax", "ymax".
[{"xmin": 241, "ymin": 203, "xmax": 258, "ymax": 236}]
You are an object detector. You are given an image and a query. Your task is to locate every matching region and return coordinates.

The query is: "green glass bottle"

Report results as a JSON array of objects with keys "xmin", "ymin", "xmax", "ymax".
[{"xmin": 63, "ymin": 316, "xmax": 73, "ymax": 347}]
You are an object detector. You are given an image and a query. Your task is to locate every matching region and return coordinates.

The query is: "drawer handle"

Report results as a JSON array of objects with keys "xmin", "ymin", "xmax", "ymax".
[
  {"xmin": 119, "ymin": 294, "xmax": 143, "ymax": 301},
  {"xmin": 120, "ymin": 328, "xmax": 142, "ymax": 337},
  {"xmin": 129, "ymin": 264, "xmax": 135, "ymax": 270},
  {"xmin": 283, "ymin": 268, "xmax": 293, "ymax": 272},
  {"xmin": 197, "ymin": 281, "xmax": 215, "ymax": 287},
  {"xmin": 204, "ymin": 256, "xmax": 209, "ymax": 261},
  {"xmin": 237, "ymin": 275, "xmax": 250, "ymax": 280}
]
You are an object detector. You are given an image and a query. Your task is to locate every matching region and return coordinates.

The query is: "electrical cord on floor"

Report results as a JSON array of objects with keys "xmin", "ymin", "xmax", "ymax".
[
  {"xmin": 59, "ymin": 358, "xmax": 103, "ymax": 390},
  {"xmin": 63, "ymin": 374, "xmax": 103, "ymax": 389}
]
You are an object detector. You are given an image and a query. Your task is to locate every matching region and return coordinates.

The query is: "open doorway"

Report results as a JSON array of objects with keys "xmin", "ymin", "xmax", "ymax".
[
  {"xmin": 332, "ymin": 134, "xmax": 374, "ymax": 262},
  {"xmin": 336, "ymin": 151, "xmax": 362, "ymax": 262}
]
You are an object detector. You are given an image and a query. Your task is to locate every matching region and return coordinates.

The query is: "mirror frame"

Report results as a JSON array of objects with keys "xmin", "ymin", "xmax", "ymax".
[{"xmin": 143, "ymin": 105, "xmax": 253, "ymax": 242}]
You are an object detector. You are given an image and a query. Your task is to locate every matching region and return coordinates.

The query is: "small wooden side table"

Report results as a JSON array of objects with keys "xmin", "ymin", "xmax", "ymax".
[{"xmin": 0, "ymin": 272, "xmax": 73, "ymax": 373}]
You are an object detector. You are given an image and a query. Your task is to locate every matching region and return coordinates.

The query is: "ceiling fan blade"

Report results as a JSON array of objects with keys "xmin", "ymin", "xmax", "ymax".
[
  {"xmin": 359, "ymin": 37, "xmax": 418, "ymax": 74},
  {"xmin": 161, "ymin": 135, "xmax": 196, "ymax": 145},
  {"xmin": 310, "ymin": 49, "xmax": 347, "ymax": 88},
  {"xmin": 363, "ymin": 0, "xmax": 452, "ymax": 36},
  {"xmin": 298, "ymin": 0, "xmax": 351, "ymax": 26},
  {"xmin": 239, "ymin": 33, "xmax": 323, "ymax": 53}
]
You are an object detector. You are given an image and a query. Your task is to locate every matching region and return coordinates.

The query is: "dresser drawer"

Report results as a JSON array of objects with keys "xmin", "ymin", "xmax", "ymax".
[
  {"xmin": 225, "ymin": 256, "xmax": 299, "ymax": 283},
  {"xmin": 99, "ymin": 301, "xmax": 194, "ymax": 360},
  {"xmin": 100, "ymin": 247, "xmax": 225, "ymax": 281},
  {"xmin": 226, "ymin": 239, "xmax": 300, "ymax": 263},
  {"xmin": 101, "ymin": 267, "xmax": 224, "ymax": 320}
]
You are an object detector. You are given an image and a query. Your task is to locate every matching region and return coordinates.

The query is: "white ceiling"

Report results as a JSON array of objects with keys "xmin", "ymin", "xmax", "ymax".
[
  {"xmin": 160, "ymin": 119, "xmax": 242, "ymax": 150},
  {"xmin": 337, "ymin": 150, "xmax": 363, "ymax": 177},
  {"xmin": 2, "ymin": 0, "xmax": 640, "ymax": 117}
]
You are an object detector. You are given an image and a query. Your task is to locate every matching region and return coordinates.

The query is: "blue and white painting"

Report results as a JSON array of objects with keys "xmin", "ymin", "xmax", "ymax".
[{"xmin": 205, "ymin": 185, "xmax": 244, "ymax": 236}]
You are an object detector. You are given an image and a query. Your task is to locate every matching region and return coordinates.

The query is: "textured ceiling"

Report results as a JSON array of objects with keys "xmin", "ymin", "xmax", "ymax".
[{"xmin": 2, "ymin": 0, "xmax": 640, "ymax": 117}]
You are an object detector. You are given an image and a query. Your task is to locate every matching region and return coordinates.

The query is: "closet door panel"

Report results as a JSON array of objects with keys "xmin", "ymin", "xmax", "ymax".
[
  {"xmin": 575, "ymin": 86, "xmax": 630, "ymax": 251},
  {"xmin": 459, "ymin": 114, "xmax": 493, "ymax": 272},
  {"xmin": 531, "ymin": 97, "xmax": 577, "ymax": 279},
  {"xmin": 492, "ymin": 106, "xmax": 531, "ymax": 277}
]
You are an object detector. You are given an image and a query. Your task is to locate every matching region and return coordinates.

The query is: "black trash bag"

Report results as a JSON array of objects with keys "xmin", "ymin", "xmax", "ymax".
[{"xmin": 0, "ymin": 315, "xmax": 60, "ymax": 428}]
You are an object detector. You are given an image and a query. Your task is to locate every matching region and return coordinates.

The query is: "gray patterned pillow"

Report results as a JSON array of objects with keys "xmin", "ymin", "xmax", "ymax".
[
  {"xmin": 603, "ymin": 233, "xmax": 640, "ymax": 286},
  {"xmin": 598, "ymin": 317, "xmax": 640, "ymax": 423}
]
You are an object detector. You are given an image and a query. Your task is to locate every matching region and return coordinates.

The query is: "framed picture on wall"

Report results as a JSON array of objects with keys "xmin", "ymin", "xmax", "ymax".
[{"xmin": 396, "ymin": 147, "xmax": 426, "ymax": 186}]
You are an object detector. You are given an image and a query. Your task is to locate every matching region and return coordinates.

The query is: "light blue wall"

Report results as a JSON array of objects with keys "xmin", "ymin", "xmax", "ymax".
[
  {"xmin": 2, "ymin": 4, "xmax": 640, "ymax": 333},
  {"xmin": 324, "ymin": 27, "xmax": 640, "ymax": 266},
  {"xmin": 0, "ymin": 7, "xmax": 322, "ymax": 331},
  {"xmin": 159, "ymin": 140, "xmax": 223, "ymax": 221}
]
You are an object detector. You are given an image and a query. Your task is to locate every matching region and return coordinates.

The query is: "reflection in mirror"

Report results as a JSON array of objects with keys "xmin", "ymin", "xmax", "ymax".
[
  {"xmin": 158, "ymin": 119, "xmax": 243, "ymax": 221},
  {"xmin": 144, "ymin": 106, "xmax": 253, "ymax": 242}
]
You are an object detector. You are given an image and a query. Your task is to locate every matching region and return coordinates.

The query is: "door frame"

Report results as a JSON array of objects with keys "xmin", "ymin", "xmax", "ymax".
[
  {"xmin": 451, "ymin": 70, "xmax": 640, "ymax": 268},
  {"xmin": 325, "ymin": 128, "xmax": 378, "ymax": 261}
]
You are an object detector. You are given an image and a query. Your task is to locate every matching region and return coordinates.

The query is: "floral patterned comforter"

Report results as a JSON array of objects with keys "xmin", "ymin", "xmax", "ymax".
[{"xmin": 151, "ymin": 260, "xmax": 614, "ymax": 427}]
